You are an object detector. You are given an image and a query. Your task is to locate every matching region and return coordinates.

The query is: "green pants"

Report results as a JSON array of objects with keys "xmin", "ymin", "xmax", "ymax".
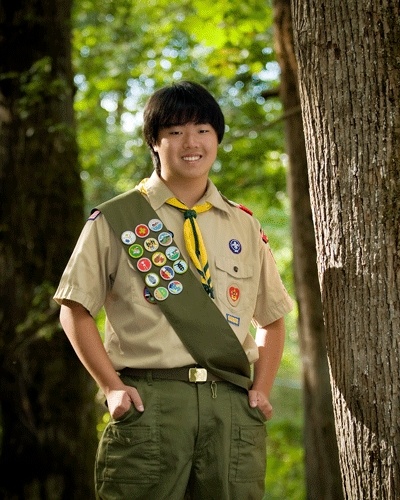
[{"xmin": 95, "ymin": 374, "xmax": 267, "ymax": 500}]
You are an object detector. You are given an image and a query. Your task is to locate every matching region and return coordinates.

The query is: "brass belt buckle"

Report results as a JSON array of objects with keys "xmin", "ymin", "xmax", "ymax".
[{"xmin": 188, "ymin": 367, "xmax": 207, "ymax": 383}]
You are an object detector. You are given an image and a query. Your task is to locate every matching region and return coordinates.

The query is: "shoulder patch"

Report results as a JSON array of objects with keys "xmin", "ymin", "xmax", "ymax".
[
  {"xmin": 260, "ymin": 228, "xmax": 269, "ymax": 244},
  {"xmin": 223, "ymin": 196, "xmax": 253, "ymax": 216},
  {"xmin": 88, "ymin": 209, "xmax": 101, "ymax": 221}
]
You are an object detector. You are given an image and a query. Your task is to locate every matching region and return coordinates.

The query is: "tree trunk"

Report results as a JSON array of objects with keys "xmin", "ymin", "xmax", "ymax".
[
  {"xmin": 273, "ymin": 1, "xmax": 343, "ymax": 498},
  {"xmin": 291, "ymin": 1, "xmax": 400, "ymax": 498},
  {"xmin": 0, "ymin": 1, "xmax": 97, "ymax": 498}
]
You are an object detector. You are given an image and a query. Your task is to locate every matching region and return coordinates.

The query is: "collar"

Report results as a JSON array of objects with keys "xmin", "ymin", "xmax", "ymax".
[{"xmin": 143, "ymin": 171, "xmax": 230, "ymax": 214}]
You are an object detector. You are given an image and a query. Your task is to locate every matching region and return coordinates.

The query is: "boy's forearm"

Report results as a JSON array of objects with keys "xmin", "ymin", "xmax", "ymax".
[{"xmin": 252, "ymin": 317, "xmax": 285, "ymax": 397}]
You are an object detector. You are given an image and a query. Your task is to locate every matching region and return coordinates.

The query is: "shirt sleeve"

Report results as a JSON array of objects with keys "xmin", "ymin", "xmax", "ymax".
[
  {"xmin": 252, "ymin": 233, "xmax": 293, "ymax": 327},
  {"xmin": 53, "ymin": 214, "xmax": 117, "ymax": 317}
]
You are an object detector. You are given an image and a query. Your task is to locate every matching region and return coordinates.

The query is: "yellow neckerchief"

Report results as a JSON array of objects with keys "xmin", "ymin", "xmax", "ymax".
[{"xmin": 136, "ymin": 179, "xmax": 214, "ymax": 298}]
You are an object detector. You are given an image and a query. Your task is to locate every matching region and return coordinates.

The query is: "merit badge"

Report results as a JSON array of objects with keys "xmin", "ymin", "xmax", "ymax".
[
  {"xmin": 148, "ymin": 218, "xmax": 163, "ymax": 232},
  {"xmin": 168, "ymin": 280, "xmax": 183, "ymax": 295},
  {"xmin": 165, "ymin": 246, "xmax": 180, "ymax": 261},
  {"xmin": 153, "ymin": 286, "xmax": 169, "ymax": 301},
  {"xmin": 160, "ymin": 265, "xmax": 174, "ymax": 281},
  {"xmin": 152, "ymin": 252, "xmax": 167, "ymax": 267},
  {"xmin": 144, "ymin": 273, "xmax": 160, "ymax": 287},
  {"xmin": 143, "ymin": 287, "xmax": 157, "ymax": 305},
  {"xmin": 173, "ymin": 259, "xmax": 188, "ymax": 274},
  {"xmin": 144, "ymin": 237, "xmax": 159, "ymax": 252},
  {"xmin": 135, "ymin": 224, "xmax": 150, "ymax": 238},
  {"xmin": 128, "ymin": 244, "xmax": 144, "ymax": 259},
  {"xmin": 158, "ymin": 231, "xmax": 173, "ymax": 246},
  {"xmin": 226, "ymin": 313, "xmax": 240, "ymax": 327},
  {"xmin": 227, "ymin": 284, "xmax": 241, "ymax": 306},
  {"xmin": 121, "ymin": 230, "xmax": 136, "ymax": 245},
  {"xmin": 229, "ymin": 239, "xmax": 242, "ymax": 254},
  {"xmin": 136, "ymin": 257, "xmax": 152, "ymax": 272}
]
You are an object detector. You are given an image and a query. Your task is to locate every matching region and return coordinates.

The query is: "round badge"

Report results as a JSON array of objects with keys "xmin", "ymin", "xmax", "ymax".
[
  {"xmin": 135, "ymin": 224, "xmax": 150, "ymax": 238},
  {"xmin": 168, "ymin": 280, "xmax": 183, "ymax": 295},
  {"xmin": 173, "ymin": 259, "xmax": 188, "ymax": 274},
  {"xmin": 229, "ymin": 239, "xmax": 242, "ymax": 254},
  {"xmin": 160, "ymin": 265, "xmax": 175, "ymax": 281},
  {"xmin": 144, "ymin": 237, "xmax": 159, "ymax": 252},
  {"xmin": 144, "ymin": 273, "xmax": 160, "ymax": 287},
  {"xmin": 148, "ymin": 219, "xmax": 163, "ymax": 232},
  {"xmin": 158, "ymin": 231, "xmax": 174, "ymax": 246},
  {"xmin": 128, "ymin": 244, "xmax": 144, "ymax": 259},
  {"xmin": 121, "ymin": 230, "xmax": 136, "ymax": 245},
  {"xmin": 165, "ymin": 246, "xmax": 180, "ymax": 261},
  {"xmin": 153, "ymin": 286, "xmax": 169, "ymax": 301},
  {"xmin": 143, "ymin": 287, "xmax": 157, "ymax": 305},
  {"xmin": 136, "ymin": 257, "xmax": 152, "ymax": 272},
  {"xmin": 152, "ymin": 252, "xmax": 167, "ymax": 267}
]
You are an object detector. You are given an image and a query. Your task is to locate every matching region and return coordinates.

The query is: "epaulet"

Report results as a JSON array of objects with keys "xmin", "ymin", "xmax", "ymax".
[{"xmin": 221, "ymin": 194, "xmax": 253, "ymax": 216}]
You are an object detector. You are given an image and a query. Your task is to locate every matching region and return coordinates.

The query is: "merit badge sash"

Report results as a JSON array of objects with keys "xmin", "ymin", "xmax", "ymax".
[{"xmin": 96, "ymin": 189, "xmax": 252, "ymax": 390}]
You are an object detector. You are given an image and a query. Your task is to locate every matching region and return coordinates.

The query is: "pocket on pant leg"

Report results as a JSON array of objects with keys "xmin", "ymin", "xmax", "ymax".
[
  {"xmin": 229, "ymin": 424, "xmax": 266, "ymax": 482},
  {"xmin": 228, "ymin": 388, "xmax": 266, "ymax": 483},
  {"xmin": 96, "ymin": 391, "xmax": 160, "ymax": 485}
]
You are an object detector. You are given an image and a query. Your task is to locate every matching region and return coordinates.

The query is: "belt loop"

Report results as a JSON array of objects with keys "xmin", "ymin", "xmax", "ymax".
[{"xmin": 146, "ymin": 370, "xmax": 153, "ymax": 385}]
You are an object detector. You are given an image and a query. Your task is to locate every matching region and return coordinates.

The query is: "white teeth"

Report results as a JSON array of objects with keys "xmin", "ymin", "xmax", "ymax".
[{"xmin": 182, "ymin": 155, "xmax": 201, "ymax": 161}]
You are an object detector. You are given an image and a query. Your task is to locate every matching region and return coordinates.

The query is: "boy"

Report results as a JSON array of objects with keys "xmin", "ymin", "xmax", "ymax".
[{"xmin": 54, "ymin": 81, "xmax": 292, "ymax": 499}]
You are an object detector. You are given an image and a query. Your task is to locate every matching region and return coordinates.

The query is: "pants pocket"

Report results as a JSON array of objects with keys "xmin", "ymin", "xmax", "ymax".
[
  {"xmin": 229, "ymin": 387, "xmax": 267, "ymax": 483},
  {"xmin": 95, "ymin": 387, "xmax": 160, "ymax": 485}
]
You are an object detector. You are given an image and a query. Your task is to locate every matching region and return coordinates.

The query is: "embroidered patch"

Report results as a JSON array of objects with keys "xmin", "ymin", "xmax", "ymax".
[
  {"xmin": 173, "ymin": 259, "xmax": 188, "ymax": 274},
  {"xmin": 135, "ymin": 224, "xmax": 150, "ymax": 238},
  {"xmin": 144, "ymin": 237, "xmax": 159, "ymax": 252},
  {"xmin": 148, "ymin": 219, "xmax": 163, "ymax": 232},
  {"xmin": 152, "ymin": 252, "xmax": 167, "ymax": 267},
  {"xmin": 227, "ymin": 285, "xmax": 240, "ymax": 306},
  {"xmin": 136, "ymin": 257, "xmax": 152, "ymax": 272},
  {"xmin": 165, "ymin": 246, "xmax": 180, "ymax": 261},
  {"xmin": 158, "ymin": 231, "xmax": 174, "ymax": 246},
  {"xmin": 144, "ymin": 273, "xmax": 160, "ymax": 287},
  {"xmin": 226, "ymin": 314, "xmax": 240, "ymax": 327},
  {"xmin": 154, "ymin": 286, "xmax": 169, "ymax": 301},
  {"xmin": 143, "ymin": 287, "xmax": 157, "ymax": 305},
  {"xmin": 229, "ymin": 239, "xmax": 242, "ymax": 254},
  {"xmin": 168, "ymin": 280, "xmax": 183, "ymax": 295},
  {"xmin": 121, "ymin": 230, "xmax": 136, "ymax": 245},
  {"xmin": 260, "ymin": 229, "xmax": 269, "ymax": 244},
  {"xmin": 88, "ymin": 210, "xmax": 101, "ymax": 220},
  {"xmin": 128, "ymin": 244, "xmax": 144, "ymax": 259},
  {"xmin": 160, "ymin": 265, "xmax": 174, "ymax": 281}
]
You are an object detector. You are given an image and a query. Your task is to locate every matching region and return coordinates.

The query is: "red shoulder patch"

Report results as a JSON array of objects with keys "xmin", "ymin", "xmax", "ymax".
[
  {"xmin": 237, "ymin": 204, "xmax": 253, "ymax": 216},
  {"xmin": 260, "ymin": 229, "xmax": 269, "ymax": 244}
]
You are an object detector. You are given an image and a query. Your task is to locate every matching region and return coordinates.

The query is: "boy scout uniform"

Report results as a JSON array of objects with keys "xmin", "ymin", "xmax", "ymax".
[{"xmin": 54, "ymin": 171, "xmax": 293, "ymax": 499}]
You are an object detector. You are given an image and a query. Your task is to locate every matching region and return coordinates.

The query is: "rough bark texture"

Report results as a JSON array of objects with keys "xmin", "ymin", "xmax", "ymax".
[
  {"xmin": 0, "ymin": 1, "xmax": 97, "ymax": 498},
  {"xmin": 273, "ymin": 1, "xmax": 343, "ymax": 498},
  {"xmin": 291, "ymin": 1, "xmax": 400, "ymax": 498}
]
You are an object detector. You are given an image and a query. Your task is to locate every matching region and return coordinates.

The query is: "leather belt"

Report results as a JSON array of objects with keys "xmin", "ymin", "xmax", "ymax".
[{"xmin": 119, "ymin": 366, "xmax": 222, "ymax": 383}]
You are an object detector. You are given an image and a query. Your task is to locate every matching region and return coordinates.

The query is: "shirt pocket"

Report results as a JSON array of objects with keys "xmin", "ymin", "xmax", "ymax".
[{"xmin": 214, "ymin": 256, "xmax": 255, "ymax": 313}]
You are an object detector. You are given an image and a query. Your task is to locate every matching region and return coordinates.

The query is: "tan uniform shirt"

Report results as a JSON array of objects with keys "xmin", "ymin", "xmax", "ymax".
[{"xmin": 54, "ymin": 172, "xmax": 293, "ymax": 370}]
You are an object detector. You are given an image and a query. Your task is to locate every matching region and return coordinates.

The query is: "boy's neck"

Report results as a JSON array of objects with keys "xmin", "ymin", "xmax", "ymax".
[{"xmin": 161, "ymin": 176, "xmax": 209, "ymax": 208}]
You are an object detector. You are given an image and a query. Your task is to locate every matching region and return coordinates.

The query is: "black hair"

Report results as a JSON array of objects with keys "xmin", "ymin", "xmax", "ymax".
[{"xmin": 143, "ymin": 81, "xmax": 225, "ymax": 172}]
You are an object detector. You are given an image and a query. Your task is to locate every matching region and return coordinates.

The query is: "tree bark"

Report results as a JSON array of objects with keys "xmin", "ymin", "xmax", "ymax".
[
  {"xmin": 273, "ymin": 1, "xmax": 343, "ymax": 498},
  {"xmin": 0, "ymin": 1, "xmax": 97, "ymax": 498},
  {"xmin": 291, "ymin": 0, "xmax": 400, "ymax": 498}
]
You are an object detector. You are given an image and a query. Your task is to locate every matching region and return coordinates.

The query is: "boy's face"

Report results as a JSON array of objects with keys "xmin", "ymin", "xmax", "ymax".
[{"xmin": 153, "ymin": 122, "xmax": 218, "ymax": 183}]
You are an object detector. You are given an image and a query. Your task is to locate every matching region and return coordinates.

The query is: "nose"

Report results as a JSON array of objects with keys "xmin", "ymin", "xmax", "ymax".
[{"xmin": 183, "ymin": 130, "xmax": 199, "ymax": 148}]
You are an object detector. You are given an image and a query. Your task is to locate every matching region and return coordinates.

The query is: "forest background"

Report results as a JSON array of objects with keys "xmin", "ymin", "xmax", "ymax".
[{"xmin": 4, "ymin": 0, "xmax": 398, "ymax": 499}]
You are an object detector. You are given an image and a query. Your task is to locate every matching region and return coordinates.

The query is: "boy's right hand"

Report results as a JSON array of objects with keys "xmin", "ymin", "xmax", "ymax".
[{"xmin": 106, "ymin": 386, "xmax": 144, "ymax": 418}]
